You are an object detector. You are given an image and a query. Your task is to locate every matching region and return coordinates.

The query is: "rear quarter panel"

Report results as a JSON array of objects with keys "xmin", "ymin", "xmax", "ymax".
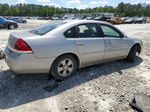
[{"xmin": 24, "ymin": 35, "xmax": 79, "ymax": 59}]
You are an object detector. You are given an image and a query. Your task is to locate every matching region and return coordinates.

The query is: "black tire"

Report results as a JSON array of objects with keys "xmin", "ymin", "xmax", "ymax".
[
  {"xmin": 8, "ymin": 24, "xmax": 15, "ymax": 30},
  {"xmin": 50, "ymin": 55, "xmax": 77, "ymax": 80},
  {"xmin": 0, "ymin": 48, "xmax": 5, "ymax": 60},
  {"xmin": 126, "ymin": 45, "xmax": 137, "ymax": 62}
]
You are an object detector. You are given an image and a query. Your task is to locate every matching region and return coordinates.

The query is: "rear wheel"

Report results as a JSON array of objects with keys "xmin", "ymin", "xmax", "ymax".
[
  {"xmin": 8, "ymin": 24, "xmax": 15, "ymax": 30},
  {"xmin": 0, "ymin": 48, "xmax": 4, "ymax": 59},
  {"xmin": 126, "ymin": 45, "xmax": 137, "ymax": 62},
  {"xmin": 51, "ymin": 55, "xmax": 77, "ymax": 80}
]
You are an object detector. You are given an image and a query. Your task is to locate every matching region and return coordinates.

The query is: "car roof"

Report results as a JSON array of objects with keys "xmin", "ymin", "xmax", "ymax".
[
  {"xmin": 0, "ymin": 17, "xmax": 4, "ymax": 19},
  {"xmin": 63, "ymin": 20, "xmax": 112, "ymax": 26},
  {"xmin": 41, "ymin": 19, "xmax": 125, "ymax": 38},
  {"xmin": 44, "ymin": 20, "xmax": 117, "ymax": 36}
]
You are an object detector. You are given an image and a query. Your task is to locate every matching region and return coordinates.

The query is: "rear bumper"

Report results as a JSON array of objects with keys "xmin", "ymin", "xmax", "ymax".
[{"xmin": 4, "ymin": 47, "xmax": 55, "ymax": 74}]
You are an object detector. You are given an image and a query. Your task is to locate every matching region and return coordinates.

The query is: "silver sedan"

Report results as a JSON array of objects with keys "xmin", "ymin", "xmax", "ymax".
[{"xmin": 4, "ymin": 20, "xmax": 143, "ymax": 80}]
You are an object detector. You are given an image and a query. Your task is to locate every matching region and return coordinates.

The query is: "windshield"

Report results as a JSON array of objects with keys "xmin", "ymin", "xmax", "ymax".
[{"xmin": 30, "ymin": 21, "xmax": 67, "ymax": 35}]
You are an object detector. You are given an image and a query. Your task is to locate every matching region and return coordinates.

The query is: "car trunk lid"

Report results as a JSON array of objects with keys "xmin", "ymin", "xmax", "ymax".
[{"xmin": 8, "ymin": 31, "xmax": 38, "ymax": 50}]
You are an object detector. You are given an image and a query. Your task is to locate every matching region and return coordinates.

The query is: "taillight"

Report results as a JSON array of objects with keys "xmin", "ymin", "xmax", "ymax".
[{"xmin": 14, "ymin": 38, "xmax": 32, "ymax": 53}]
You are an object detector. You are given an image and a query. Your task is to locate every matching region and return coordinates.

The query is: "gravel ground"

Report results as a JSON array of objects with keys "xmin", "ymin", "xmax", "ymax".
[{"xmin": 0, "ymin": 21, "xmax": 150, "ymax": 112}]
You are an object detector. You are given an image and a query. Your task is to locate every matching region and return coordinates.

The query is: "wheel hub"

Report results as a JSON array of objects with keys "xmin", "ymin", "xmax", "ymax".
[{"xmin": 57, "ymin": 59, "xmax": 74, "ymax": 77}]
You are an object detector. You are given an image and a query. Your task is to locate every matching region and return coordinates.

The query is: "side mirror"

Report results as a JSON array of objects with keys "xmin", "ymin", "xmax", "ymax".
[{"xmin": 120, "ymin": 33, "xmax": 125, "ymax": 38}]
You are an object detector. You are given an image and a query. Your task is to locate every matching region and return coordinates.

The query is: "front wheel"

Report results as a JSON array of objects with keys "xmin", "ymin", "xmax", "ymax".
[
  {"xmin": 51, "ymin": 55, "xmax": 77, "ymax": 80},
  {"xmin": 126, "ymin": 45, "xmax": 137, "ymax": 62}
]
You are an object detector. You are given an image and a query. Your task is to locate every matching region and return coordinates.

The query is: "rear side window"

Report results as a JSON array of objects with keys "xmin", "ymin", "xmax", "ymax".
[
  {"xmin": 30, "ymin": 21, "xmax": 66, "ymax": 35},
  {"xmin": 100, "ymin": 25, "xmax": 121, "ymax": 38},
  {"xmin": 64, "ymin": 28, "xmax": 75, "ymax": 38},
  {"xmin": 76, "ymin": 24, "xmax": 99, "ymax": 38}
]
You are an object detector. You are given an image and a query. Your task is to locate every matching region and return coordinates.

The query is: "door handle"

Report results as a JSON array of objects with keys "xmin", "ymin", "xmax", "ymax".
[
  {"xmin": 106, "ymin": 40, "xmax": 111, "ymax": 44},
  {"xmin": 76, "ymin": 43, "xmax": 85, "ymax": 46}
]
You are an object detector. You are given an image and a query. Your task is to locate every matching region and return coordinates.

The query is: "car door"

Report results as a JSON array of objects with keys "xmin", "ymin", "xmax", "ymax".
[
  {"xmin": 74, "ymin": 23, "xmax": 105, "ymax": 66},
  {"xmin": 0, "ymin": 18, "xmax": 5, "ymax": 27},
  {"xmin": 99, "ymin": 24, "xmax": 130, "ymax": 60}
]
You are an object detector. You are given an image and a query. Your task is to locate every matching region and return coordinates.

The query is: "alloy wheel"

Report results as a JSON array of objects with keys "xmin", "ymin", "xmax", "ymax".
[{"xmin": 57, "ymin": 59, "xmax": 74, "ymax": 77}]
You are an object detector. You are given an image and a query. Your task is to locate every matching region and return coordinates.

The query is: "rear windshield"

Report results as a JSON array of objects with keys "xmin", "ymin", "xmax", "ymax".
[{"xmin": 30, "ymin": 21, "xmax": 67, "ymax": 35}]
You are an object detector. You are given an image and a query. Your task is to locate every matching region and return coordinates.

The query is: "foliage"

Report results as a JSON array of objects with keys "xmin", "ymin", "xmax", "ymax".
[
  {"xmin": 116, "ymin": 2, "xmax": 150, "ymax": 17},
  {"xmin": 0, "ymin": 3, "xmax": 149, "ymax": 17}
]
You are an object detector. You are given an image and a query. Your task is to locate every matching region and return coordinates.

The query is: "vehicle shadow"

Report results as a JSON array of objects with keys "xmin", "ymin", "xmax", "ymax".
[{"xmin": 0, "ymin": 56, "xmax": 143, "ymax": 109}]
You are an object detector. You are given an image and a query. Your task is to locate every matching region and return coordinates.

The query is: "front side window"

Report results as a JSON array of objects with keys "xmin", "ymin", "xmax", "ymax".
[
  {"xmin": 76, "ymin": 24, "xmax": 99, "ymax": 38},
  {"xmin": 100, "ymin": 25, "xmax": 122, "ymax": 38}
]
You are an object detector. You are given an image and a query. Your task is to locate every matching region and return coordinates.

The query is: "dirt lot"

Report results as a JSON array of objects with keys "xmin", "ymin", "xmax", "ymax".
[{"xmin": 0, "ymin": 20, "xmax": 150, "ymax": 112}]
